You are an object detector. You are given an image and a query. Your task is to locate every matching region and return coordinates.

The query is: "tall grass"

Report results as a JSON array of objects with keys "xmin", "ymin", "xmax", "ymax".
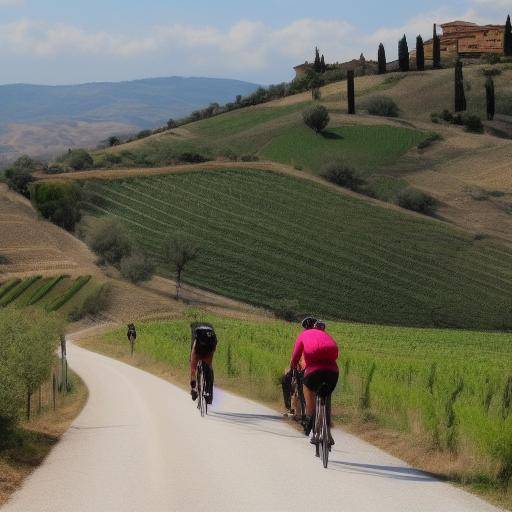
[{"xmin": 100, "ymin": 312, "xmax": 512, "ymax": 487}]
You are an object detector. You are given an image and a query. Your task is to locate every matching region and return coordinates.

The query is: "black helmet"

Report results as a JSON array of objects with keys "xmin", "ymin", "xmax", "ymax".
[
  {"xmin": 301, "ymin": 316, "xmax": 317, "ymax": 330},
  {"xmin": 314, "ymin": 320, "xmax": 326, "ymax": 331}
]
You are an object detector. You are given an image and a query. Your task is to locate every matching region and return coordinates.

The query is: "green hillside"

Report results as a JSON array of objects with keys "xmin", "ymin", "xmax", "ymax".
[{"xmin": 83, "ymin": 168, "xmax": 512, "ymax": 330}]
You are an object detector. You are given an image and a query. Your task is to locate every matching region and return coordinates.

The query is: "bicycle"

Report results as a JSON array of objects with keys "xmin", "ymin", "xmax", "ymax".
[
  {"xmin": 196, "ymin": 360, "xmax": 211, "ymax": 417},
  {"xmin": 311, "ymin": 383, "xmax": 333, "ymax": 468},
  {"xmin": 291, "ymin": 369, "xmax": 306, "ymax": 422}
]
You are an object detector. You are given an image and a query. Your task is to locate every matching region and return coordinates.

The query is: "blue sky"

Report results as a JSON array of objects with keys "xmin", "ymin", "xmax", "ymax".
[{"xmin": 0, "ymin": 0, "xmax": 509, "ymax": 85}]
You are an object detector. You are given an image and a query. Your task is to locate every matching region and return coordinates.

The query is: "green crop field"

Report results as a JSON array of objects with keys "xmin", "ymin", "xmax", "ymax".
[
  {"xmin": 260, "ymin": 124, "xmax": 426, "ymax": 173},
  {"xmin": 83, "ymin": 168, "xmax": 512, "ymax": 330},
  {"xmin": 100, "ymin": 313, "xmax": 512, "ymax": 489}
]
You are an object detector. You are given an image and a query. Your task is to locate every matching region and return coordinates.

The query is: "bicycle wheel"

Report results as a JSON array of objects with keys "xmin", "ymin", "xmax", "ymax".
[
  {"xmin": 321, "ymin": 400, "xmax": 329, "ymax": 468},
  {"xmin": 314, "ymin": 395, "xmax": 321, "ymax": 458},
  {"xmin": 198, "ymin": 362, "xmax": 208, "ymax": 417}
]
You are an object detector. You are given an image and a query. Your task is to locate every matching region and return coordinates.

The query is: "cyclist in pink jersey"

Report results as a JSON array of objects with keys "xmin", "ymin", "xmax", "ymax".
[{"xmin": 289, "ymin": 317, "xmax": 339, "ymax": 436}]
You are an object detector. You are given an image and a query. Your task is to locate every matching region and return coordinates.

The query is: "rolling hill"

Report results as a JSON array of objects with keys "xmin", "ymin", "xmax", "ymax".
[{"xmin": 0, "ymin": 76, "xmax": 259, "ymax": 163}]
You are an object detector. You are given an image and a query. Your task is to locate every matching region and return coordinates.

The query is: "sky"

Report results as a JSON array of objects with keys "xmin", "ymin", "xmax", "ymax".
[{"xmin": 0, "ymin": 0, "xmax": 510, "ymax": 85}]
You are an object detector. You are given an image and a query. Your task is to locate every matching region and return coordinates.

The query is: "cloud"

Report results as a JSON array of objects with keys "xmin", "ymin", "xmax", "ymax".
[{"xmin": 0, "ymin": 0, "xmax": 24, "ymax": 5}]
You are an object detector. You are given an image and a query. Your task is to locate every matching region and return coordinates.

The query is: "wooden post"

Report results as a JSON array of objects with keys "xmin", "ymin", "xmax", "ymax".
[
  {"xmin": 347, "ymin": 70, "xmax": 355, "ymax": 115},
  {"xmin": 52, "ymin": 373, "xmax": 57, "ymax": 411},
  {"xmin": 38, "ymin": 386, "xmax": 42, "ymax": 414},
  {"xmin": 27, "ymin": 391, "xmax": 31, "ymax": 420}
]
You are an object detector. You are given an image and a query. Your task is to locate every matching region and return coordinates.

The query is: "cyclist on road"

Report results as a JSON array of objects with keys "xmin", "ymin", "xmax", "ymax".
[
  {"xmin": 127, "ymin": 323, "xmax": 137, "ymax": 342},
  {"xmin": 190, "ymin": 323, "xmax": 217, "ymax": 403},
  {"xmin": 288, "ymin": 317, "xmax": 339, "ymax": 438},
  {"xmin": 281, "ymin": 317, "xmax": 316, "ymax": 417}
]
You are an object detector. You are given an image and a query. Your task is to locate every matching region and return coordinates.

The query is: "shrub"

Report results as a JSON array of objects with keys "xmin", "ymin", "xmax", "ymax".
[
  {"xmin": 240, "ymin": 154, "xmax": 259, "ymax": 162},
  {"xmin": 430, "ymin": 112, "xmax": 440, "ymax": 124},
  {"xmin": 481, "ymin": 53, "xmax": 501, "ymax": 65},
  {"xmin": 0, "ymin": 279, "xmax": 20, "ymax": 299},
  {"xmin": 0, "ymin": 276, "xmax": 42, "ymax": 307},
  {"xmin": 45, "ymin": 164, "xmax": 65, "ymax": 174},
  {"xmin": 178, "ymin": 152, "xmax": 209, "ymax": 163},
  {"xmin": 417, "ymin": 132, "xmax": 442, "ymax": 150},
  {"xmin": 365, "ymin": 96, "xmax": 399, "ymax": 117},
  {"xmin": 167, "ymin": 119, "xmax": 177, "ymax": 129},
  {"xmin": 397, "ymin": 188, "xmax": 438, "ymax": 216},
  {"xmin": 137, "ymin": 130, "xmax": 152, "ymax": 140},
  {"xmin": 68, "ymin": 283, "xmax": 110, "ymax": 321},
  {"xmin": 81, "ymin": 217, "xmax": 133, "ymax": 266},
  {"xmin": 481, "ymin": 68, "xmax": 502, "ymax": 77},
  {"xmin": 120, "ymin": 254, "xmax": 155, "ymax": 283},
  {"xmin": 103, "ymin": 153, "xmax": 122, "ymax": 165},
  {"xmin": 107, "ymin": 136, "xmax": 121, "ymax": 147},
  {"xmin": 30, "ymin": 181, "xmax": 83, "ymax": 231},
  {"xmin": 321, "ymin": 161, "xmax": 366, "ymax": 192},
  {"xmin": 441, "ymin": 109, "xmax": 454, "ymax": 122},
  {"xmin": 27, "ymin": 275, "xmax": 65, "ymax": 305},
  {"xmin": 4, "ymin": 168, "xmax": 34, "ymax": 197},
  {"xmin": 0, "ymin": 254, "xmax": 9, "ymax": 265},
  {"xmin": 302, "ymin": 105, "xmax": 330, "ymax": 133},
  {"xmin": 59, "ymin": 149, "xmax": 94, "ymax": 171},
  {"xmin": 464, "ymin": 114, "xmax": 484, "ymax": 133}
]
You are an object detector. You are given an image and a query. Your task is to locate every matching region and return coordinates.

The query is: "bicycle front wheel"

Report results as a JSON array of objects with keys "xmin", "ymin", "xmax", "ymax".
[{"xmin": 321, "ymin": 402, "xmax": 329, "ymax": 468}]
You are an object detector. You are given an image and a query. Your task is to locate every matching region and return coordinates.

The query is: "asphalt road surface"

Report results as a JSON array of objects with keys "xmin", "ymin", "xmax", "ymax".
[{"xmin": 3, "ymin": 341, "xmax": 503, "ymax": 512}]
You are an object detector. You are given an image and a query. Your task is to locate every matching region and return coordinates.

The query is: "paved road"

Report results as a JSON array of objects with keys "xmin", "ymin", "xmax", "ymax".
[{"xmin": 3, "ymin": 341, "xmax": 503, "ymax": 512}]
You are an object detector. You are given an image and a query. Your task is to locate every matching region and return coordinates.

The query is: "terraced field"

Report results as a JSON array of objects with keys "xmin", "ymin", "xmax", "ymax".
[{"xmin": 83, "ymin": 168, "xmax": 512, "ymax": 329}]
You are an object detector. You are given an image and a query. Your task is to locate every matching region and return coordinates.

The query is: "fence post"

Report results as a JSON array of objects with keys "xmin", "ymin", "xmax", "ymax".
[
  {"xmin": 52, "ymin": 373, "xmax": 57, "ymax": 411},
  {"xmin": 38, "ymin": 385, "xmax": 42, "ymax": 414},
  {"xmin": 60, "ymin": 335, "xmax": 69, "ymax": 393},
  {"xmin": 27, "ymin": 391, "xmax": 31, "ymax": 420}
]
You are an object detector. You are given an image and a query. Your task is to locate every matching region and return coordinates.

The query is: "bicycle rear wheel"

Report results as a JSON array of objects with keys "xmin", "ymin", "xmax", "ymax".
[
  {"xmin": 320, "ymin": 401, "xmax": 329, "ymax": 468},
  {"xmin": 196, "ymin": 363, "xmax": 207, "ymax": 417}
]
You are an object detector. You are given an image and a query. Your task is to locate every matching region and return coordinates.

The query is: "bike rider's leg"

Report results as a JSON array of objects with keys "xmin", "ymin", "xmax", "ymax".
[
  {"xmin": 190, "ymin": 351, "xmax": 199, "ymax": 401},
  {"xmin": 302, "ymin": 385, "xmax": 316, "ymax": 435},
  {"xmin": 281, "ymin": 370, "xmax": 292, "ymax": 412}
]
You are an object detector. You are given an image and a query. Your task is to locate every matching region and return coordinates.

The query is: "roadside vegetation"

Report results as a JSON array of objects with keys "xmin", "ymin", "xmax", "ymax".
[
  {"xmin": 82, "ymin": 168, "xmax": 512, "ymax": 330},
  {"xmin": 93, "ymin": 312, "xmax": 512, "ymax": 506}
]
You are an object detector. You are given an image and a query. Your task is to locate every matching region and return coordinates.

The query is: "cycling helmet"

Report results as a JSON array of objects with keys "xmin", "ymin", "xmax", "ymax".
[
  {"xmin": 314, "ymin": 320, "xmax": 326, "ymax": 331},
  {"xmin": 301, "ymin": 316, "xmax": 317, "ymax": 330}
]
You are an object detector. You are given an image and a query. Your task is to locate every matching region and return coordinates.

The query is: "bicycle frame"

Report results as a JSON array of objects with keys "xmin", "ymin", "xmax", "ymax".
[
  {"xmin": 291, "ymin": 369, "xmax": 306, "ymax": 421},
  {"xmin": 312, "ymin": 386, "xmax": 332, "ymax": 468}
]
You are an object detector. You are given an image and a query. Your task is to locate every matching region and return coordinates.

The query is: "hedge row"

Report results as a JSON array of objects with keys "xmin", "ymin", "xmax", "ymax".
[
  {"xmin": 27, "ymin": 275, "xmax": 65, "ymax": 305},
  {"xmin": 0, "ymin": 276, "xmax": 42, "ymax": 307},
  {"xmin": 46, "ymin": 276, "xmax": 91, "ymax": 312},
  {"xmin": 0, "ymin": 279, "xmax": 21, "ymax": 300}
]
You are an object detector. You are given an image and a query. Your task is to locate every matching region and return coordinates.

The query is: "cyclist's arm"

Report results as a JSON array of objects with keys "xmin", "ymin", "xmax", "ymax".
[{"xmin": 290, "ymin": 337, "xmax": 304, "ymax": 369}]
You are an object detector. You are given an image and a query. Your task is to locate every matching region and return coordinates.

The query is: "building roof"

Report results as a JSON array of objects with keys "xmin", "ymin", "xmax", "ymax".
[{"xmin": 441, "ymin": 21, "xmax": 478, "ymax": 27}]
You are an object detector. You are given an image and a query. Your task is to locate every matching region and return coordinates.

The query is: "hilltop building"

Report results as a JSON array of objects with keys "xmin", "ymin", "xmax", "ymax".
[
  {"xmin": 415, "ymin": 21, "xmax": 505, "ymax": 62},
  {"xmin": 293, "ymin": 53, "xmax": 376, "ymax": 78}
]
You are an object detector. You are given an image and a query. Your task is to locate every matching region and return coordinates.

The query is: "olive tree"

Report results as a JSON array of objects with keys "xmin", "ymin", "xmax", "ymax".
[
  {"xmin": 302, "ymin": 105, "xmax": 330, "ymax": 134},
  {"xmin": 163, "ymin": 237, "xmax": 199, "ymax": 300}
]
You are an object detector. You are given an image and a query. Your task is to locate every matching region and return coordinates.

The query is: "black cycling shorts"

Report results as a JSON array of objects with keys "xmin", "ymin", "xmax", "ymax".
[{"xmin": 303, "ymin": 370, "xmax": 338, "ymax": 397}]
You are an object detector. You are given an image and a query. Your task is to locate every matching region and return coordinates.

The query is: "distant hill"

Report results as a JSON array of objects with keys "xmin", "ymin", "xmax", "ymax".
[{"xmin": 0, "ymin": 76, "xmax": 259, "ymax": 163}]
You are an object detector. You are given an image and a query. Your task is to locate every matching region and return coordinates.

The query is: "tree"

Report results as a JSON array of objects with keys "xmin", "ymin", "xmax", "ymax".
[
  {"xmin": 59, "ymin": 149, "xmax": 94, "ymax": 171},
  {"xmin": 433, "ymin": 24, "xmax": 441, "ymax": 69},
  {"xmin": 120, "ymin": 253, "xmax": 155, "ymax": 283},
  {"xmin": 320, "ymin": 54, "xmax": 326, "ymax": 73},
  {"xmin": 5, "ymin": 168, "xmax": 34, "ymax": 198},
  {"xmin": 302, "ymin": 105, "xmax": 330, "ymax": 133},
  {"xmin": 347, "ymin": 70, "xmax": 356, "ymax": 114},
  {"xmin": 505, "ymin": 15, "xmax": 512, "ymax": 57},
  {"xmin": 398, "ymin": 35, "xmax": 410, "ymax": 72},
  {"xmin": 454, "ymin": 60, "xmax": 467, "ymax": 113},
  {"xmin": 486, "ymin": 77, "xmax": 495, "ymax": 121},
  {"xmin": 107, "ymin": 136, "xmax": 120, "ymax": 147},
  {"xmin": 314, "ymin": 47, "xmax": 321, "ymax": 73},
  {"xmin": 163, "ymin": 238, "xmax": 199, "ymax": 300},
  {"xmin": 416, "ymin": 35, "xmax": 425, "ymax": 71},
  {"xmin": 167, "ymin": 118, "xmax": 177, "ymax": 129},
  {"xmin": 377, "ymin": 43, "xmax": 386, "ymax": 74},
  {"xmin": 81, "ymin": 216, "xmax": 133, "ymax": 265}
]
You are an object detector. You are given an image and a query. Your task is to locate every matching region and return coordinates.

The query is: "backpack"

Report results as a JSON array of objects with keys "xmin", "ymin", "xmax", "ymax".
[{"xmin": 191, "ymin": 323, "xmax": 217, "ymax": 357}]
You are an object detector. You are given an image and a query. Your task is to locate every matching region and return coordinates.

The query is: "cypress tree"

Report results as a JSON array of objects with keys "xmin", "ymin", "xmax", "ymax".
[
  {"xmin": 378, "ymin": 43, "xmax": 386, "ymax": 74},
  {"xmin": 416, "ymin": 35, "xmax": 425, "ymax": 71},
  {"xmin": 454, "ymin": 60, "xmax": 467, "ymax": 112},
  {"xmin": 398, "ymin": 35, "xmax": 410, "ymax": 72},
  {"xmin": 314, "ymin": 47, "xmax": 321, "ymax": 73},
  {"xmin": 320, "ymin": 54, "xmax": 326, "ymax": 73},
  {"xmin": 433, "ymin": 24, "xmax": 441, "ymax": 69},
  {"xmin": 505, "ymin": 15, "xmax": 512, "ymax": 57},
  {"xmin": 347, "ymin": 70, "xmax": 355, "ymax": 115},
  {"xmin": 486, "ymin": 77, "xmax": 495, "ymax": 121}
]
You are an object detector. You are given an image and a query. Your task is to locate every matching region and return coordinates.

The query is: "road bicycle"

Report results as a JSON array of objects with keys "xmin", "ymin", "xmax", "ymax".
[
  {"xmin": 311, "ymin": 383, "xmax": 333, "ymax": 468},
  {"xmin": 196, "ymin": 360, "xmax": 211, "ymax": 417}
]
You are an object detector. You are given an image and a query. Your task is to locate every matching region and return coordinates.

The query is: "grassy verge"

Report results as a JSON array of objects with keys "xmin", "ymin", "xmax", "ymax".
[
  {"xmin": 0, "ymin": 371, "xmax": 87, "ymax": 506},
  {"xmin": 77, "ymin": 312, "xmax": 512, "ymax": 510}
]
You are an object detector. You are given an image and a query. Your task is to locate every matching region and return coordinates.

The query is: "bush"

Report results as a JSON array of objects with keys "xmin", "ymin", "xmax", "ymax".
[
  {"xmin": 27, "ymin": 275, "xmax": 64, "ymax": 305},
  {"xmin": 5, "ymin": 168, "xmax": 34, "ymax": 197},
  {"xmin": 178, "ymin": 152, "xmax": 209, "ymax": 164},
  {"xmin": 464, "ymin": 114, "xmax": 484, "ymax": 133},
  {"xmin": 59, "ymin": 149, "xmax": 94, "ymax": 171},
  {"xmin": 240, "ymin": 154, "xmax": 259, "ymax": 162},
  {"xmin": 68, "ymin": 283, "xmax": 110, "ymax": 321},
  {"xmin": 397, "ymin": 188, "xmax": 438, "ymax": 216},
  {"xmin": 30, "ymin": 181, "xmax": 83, "ymax": 231},
  {"xmin": 321, "ymin": 161, "xmax": 366, "ymax": 192},
  {"xmin": 81, "ymin": 217, "xmax": 133, "ymax": 265},
  {"xmin": 0, "ymin": 276, "xmax": 41, "ymax": 307},
  {"xmin": 441, "ymin": 109, "xmax": 454, "ymax": 122},
  {"xmin": 120, "ymin": 254, "xmax": 155, "ymax": 283},
  {"xmin": 417, "ymin": 132, "xmax": 442, "ymax": 150},
  {"xmin": 107, "ymin": 136, "xmax": 121, "ymax": 147},
  {"xmin": 45, "ymin": 164, "xmax": 65, "ymax": 174},
  {"xmin": 302, "ymin": 105, "xmax": 330, "ymax": 133},
  {"xmin": 365, "ymin": 96, "xmax": 399, "ymax": 117},
  {"xmin": 430, "ymin": 112, "xmax": 440, "ymax": 124},
  {"xmin": 102, "ymin": 153, "xmax": 123, "ymax": 165},
  {"xmin": 46, "ymin": 276, "xmax": 91, "ymax": 312},
  {"xmin": 481, "ymin": 53, "xmax": 501, "ymax": 65},
  {"xmin": 481, "ymin": 68, "xmax": 502, "ymax": 77},
  {"xmin": 137, "ymin": 130, "xmax": 152, "ymax": 140}
]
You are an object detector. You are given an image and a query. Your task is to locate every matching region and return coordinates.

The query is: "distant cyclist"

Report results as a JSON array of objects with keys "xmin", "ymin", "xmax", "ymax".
[
  {"xmin": 127, "ymin": 323, "xmax": 137, "ymax": 342},
  {"xmin": 190, "ymin": 323, "xmax": 217, "ymax": 403},
  {"xmin": 288, "ymin": 317, "xmax": 339, "ymax": 439},
  {"xmin": 281, "ymin": 316, "xmax": 316, "ymax": 417}
]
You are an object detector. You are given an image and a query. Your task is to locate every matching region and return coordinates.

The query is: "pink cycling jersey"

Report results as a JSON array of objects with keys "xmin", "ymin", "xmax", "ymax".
[{"xmin": 290, "ymin": 329, "xmax": 339, "ymax": 376}]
